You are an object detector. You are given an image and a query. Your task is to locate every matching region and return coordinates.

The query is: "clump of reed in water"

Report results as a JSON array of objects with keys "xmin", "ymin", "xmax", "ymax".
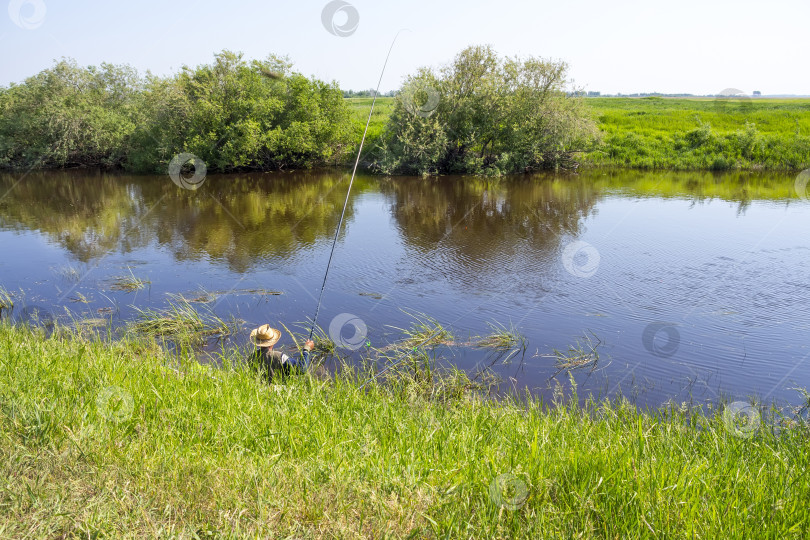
[
  {"xmin": 110, "ymin": 268, "xmax": 150, "ymax": 292},
  {"xmin": 475, "ymin": 321, "xmax": 525, "ymax": 350},
  {"xmin": 55, "ymin": 264, "xmax": 81, "ymax": 282},
  {"xmin": 387, "ymin": 311, "xmax": 453, "ymax": 350},
  {"xmin": 545, "ymin": 332, "xmax": 603, "ymax": 372}
]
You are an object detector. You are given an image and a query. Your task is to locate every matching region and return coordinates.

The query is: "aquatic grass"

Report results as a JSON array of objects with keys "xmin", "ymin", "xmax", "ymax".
[
  {"xmin": 68, "ymin": 291, "xmax": 91, "ymax": 304},
  {"xmin": 109, "ymin": 268, "xmax": 151, "ymax": 292},
  {"xmin": 3, "ymin": 323, "xmax": 810, "ymax": 537},
  {"xmin": 176, "ymin": 287, "xmax": 221, "ymax": 304},
  {"xmin": 544, "ymin": 331, "xmax": 603, "ymax": 373},
  {"xmin": 375, "ymin": 347, "xmax": 497, "ymax": 403},
  {"xmin": 475, "ymin": 321, "xmax": 526, "ymax": 350},
  {"xmin": 386, "ymin": 311, "xmax": 453, "ymax": 350},
  {"xmin": 237, "ymin": 288, "xmax": 283, "ymax": 296},
  {"xmin": 0, "ymin": 286, "xmax": 13, "ymax": 313},
  {"xmin": 54, "ymin": 264, "xmax": 81, "ymax": 282}
]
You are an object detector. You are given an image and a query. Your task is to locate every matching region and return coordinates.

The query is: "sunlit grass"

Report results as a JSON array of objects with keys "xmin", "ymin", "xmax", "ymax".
[
  {"xmin": 129, "ymin": 297, "xmax": 234, "ymax": 344},
  {"xmin": 68, "ymin": 291, "xmax": 92, "ymax": 304},
  {"xmin": 2, "ymin": 322, "xmax": 810, "ymax": 537},
  {"xmin": 582, "ymin": 97, "xmax": 810, "ymax": 170}
]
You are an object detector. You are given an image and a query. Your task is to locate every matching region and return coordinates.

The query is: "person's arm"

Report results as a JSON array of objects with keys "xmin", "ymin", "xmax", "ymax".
[{"xmin": 301, "ymin": 340, "xmax": 315, "ymax": 370}]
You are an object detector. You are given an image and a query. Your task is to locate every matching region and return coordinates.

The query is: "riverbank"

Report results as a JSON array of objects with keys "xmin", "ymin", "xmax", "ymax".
[
  {"xmin": 347, "ymin": 96, "xmax": 810, "ymax": 172},
  {"xmin": 2, "ymin": 323, "xmax": 809, "ymax": 538}
]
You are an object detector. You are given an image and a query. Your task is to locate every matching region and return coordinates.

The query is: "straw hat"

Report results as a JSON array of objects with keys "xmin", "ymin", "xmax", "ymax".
[{"xmin": 250, "ymin": 324, "xmax": 281, "ymax": 347}]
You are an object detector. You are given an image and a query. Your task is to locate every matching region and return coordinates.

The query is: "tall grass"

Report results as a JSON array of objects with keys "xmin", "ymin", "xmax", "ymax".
[
  {"xmin": 2, "ymin": 323, "xmax": 810, "ymax": 537},
  {"xmin": 129, "ymin": 297, "xmax": 234, "ymax": 345}
]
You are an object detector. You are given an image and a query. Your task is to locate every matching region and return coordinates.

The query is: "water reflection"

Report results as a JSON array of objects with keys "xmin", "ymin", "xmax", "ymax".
[
  {"xmin": 0, "ymin": 168, "xmax": 806, "ymax": 407},
  {"xmin": 0, "ymin": 169, "xmax": 801, "ymax": 271},
  {"xmin": 0, "ymin": 171, "xmax": 369, "ymax": 271}
]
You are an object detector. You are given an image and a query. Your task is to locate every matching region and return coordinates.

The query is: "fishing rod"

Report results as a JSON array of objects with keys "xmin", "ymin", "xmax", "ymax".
[{"xmin": 308, "ymin": 31, "xmax": 406, "ymax": 342}]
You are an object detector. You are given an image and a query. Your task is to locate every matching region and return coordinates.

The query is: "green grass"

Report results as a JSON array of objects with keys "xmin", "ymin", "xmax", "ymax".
[
  {"xmin": 347, "ymin": 96, "xmax": 810, "ymax": 171},
  {"xmin": 2, "ymin": 322, "xmax": 810, "ymax": 537},
  {"xmin": 583, "ymin": 97, "xmax": 810, "ymax": 170},
  {"xmin": 346, "ymin": 97, "xmax": 396, "ymax": 160}
]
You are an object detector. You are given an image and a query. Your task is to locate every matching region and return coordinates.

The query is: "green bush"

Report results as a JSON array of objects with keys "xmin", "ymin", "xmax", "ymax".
[
  {"xmin": 0, "ymin": 60, "xmax": 140, "ymax": 169},
  {"xmin": 374, "ymin": 46, "xmax": 600, "ymax": 176},
  {"xmin": 0, "ymin": 52, "xmax": 355, "ymax": 173}
]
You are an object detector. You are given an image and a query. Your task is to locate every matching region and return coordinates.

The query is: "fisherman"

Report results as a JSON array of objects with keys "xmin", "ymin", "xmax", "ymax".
[{"xmin": 248, "ymin": 324, "xmax": 315, "ymax": 382}]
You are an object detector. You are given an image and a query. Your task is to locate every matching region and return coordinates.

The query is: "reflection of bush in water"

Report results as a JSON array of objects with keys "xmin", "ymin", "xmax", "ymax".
[
  {"xmin": 380, "ymin": 176, "xmax": 600, "ymax": 255},
  {"xmin": 0, "ymin": 170, "xmax": 800, "ymax": 272},
  {"xmin": 157, "ymin": 174, "xmax": 371, "ymax": 272},
  {"xmin": 0, "ymin": 171, "xmax": 369, "ymax": 271},
  {"xmin": 0, "ymin": 172, "xmax": 143, "ymax": 260}
]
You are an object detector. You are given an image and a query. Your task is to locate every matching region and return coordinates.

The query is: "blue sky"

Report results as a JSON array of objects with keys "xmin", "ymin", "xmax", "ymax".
[{"xmin": 1, "ymin": 0, "xmax": 807, "ymax": 95}]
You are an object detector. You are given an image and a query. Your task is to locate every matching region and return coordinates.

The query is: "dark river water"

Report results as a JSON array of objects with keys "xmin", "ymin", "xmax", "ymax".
[{"xmin": 1, "ymin": 169, "xmax": 808, "ymax": 408}]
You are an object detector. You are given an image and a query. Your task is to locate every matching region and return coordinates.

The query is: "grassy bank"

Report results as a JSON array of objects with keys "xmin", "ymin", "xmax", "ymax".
[
  {"xmin": 2, "ymin": 323, "xmax": 810, "ymax": 538},
  {"xmin": 349, "ymin": 97, "xmax": 810, "ymax": 171},
  {"xmin": 586, "ymin": 97, "xmax": 810, "ymax": 170}
]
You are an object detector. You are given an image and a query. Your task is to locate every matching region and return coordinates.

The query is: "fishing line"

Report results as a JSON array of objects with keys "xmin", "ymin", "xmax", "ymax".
[{"xmin": 309, "ymin": 30, "xmax": 406, "ymax": 342}]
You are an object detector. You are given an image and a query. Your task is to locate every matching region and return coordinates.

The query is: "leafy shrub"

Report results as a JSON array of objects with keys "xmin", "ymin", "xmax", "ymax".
[
  {"xmin": 374, "ymin": 46, "xmax": 600, "ymax": 176},
  {"xmin": 0, "ymin": 52, "xmax": 355, "ymax": 173}
]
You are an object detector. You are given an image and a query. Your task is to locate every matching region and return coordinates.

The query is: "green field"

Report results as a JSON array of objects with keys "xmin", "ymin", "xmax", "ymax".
[
  {"xmin": 346, "ymin": 97, "xmax": 395, "ymax": 162},
  {"xmin": 3, "ymin": 321, "xmax": 810, "ymax": 538},
  {"xmin": 348, "ymin": 97, "xmax": 810, "ymax": 171}
]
